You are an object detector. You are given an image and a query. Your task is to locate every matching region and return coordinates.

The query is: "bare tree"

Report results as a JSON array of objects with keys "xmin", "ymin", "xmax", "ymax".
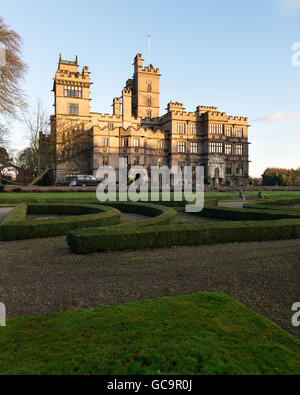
[
  {"xmin": 0, "ymin": 15, "xmax": 27, "ymax": 118},
  {"xmin": 23, "ymin": 98, "xmax": 49, "ymax": 177},
  {"xmin": 0, "ymin": 122, "xmax": 9, "ymax": 147},
  {"xmin": 33, "ymin": 116, "xmax": 92, "ymax": 185}
]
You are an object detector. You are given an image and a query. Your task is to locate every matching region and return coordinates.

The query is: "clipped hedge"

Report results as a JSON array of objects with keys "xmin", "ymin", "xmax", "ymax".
[
  {"xmin": 67, "ymin": 202, "xmax": 300, "ymax": 254},
  {"xmin": 245, "ymin": 197, "xmax": 300, "ymax": 209},
  {"xmin": 1, "ymin": 202, "xmax": 27, "ymax": 224},
  {"xmin": 100, "ymin": 202, "xmax": 177, "ymax": 228},
  {"xmin": 67, "ymin": 218, "xmax": 300, "ymax": 254},
  {"xmin": 0, "ymin": 203, "xmax": 121, "ymax": 241},
  {"xmin": 199, "ymin": 206, "xmax": 300, "ymax": 221}
]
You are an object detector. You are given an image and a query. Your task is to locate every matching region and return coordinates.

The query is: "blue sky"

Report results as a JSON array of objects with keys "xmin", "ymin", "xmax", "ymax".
[{"xmin": 1, "ymin": 0, "xmax": 300, "ymax": 177}]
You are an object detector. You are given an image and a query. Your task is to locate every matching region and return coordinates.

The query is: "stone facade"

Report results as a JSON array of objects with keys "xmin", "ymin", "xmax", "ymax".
[{"xmin": 41, "ymin": 54, "xmax": 250, "ymax": 186}]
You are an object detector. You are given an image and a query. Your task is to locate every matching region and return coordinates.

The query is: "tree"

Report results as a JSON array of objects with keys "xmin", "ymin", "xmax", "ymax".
[
  {"xmin": 0, "ymin": 146, "xmax": 11, "ymax": 165},
  {"xmin": 0, "ymin": 122, "xmax": 9, "ymax": 147},
  {"xmin": 23, "ymin": 98, "xmax": 49, "ymax": 177},
  {"xmin": 262, "ymin": 168, "xmax": 297, "ymax": 186},
  {"xmin": 0, "ymin": 16, "xmax": 27, "ymax": 118},
  {"xmin": 249, "ymin": 176, "xmax": 262, "ymax": 186},
  {"xmin": 23, "ymin": 98, "xmax": 92, "ymax": 185},
  {"xmin": 34, "ymin": 116, "xmax": 92, "ymax": 185},
  {"xmin": 16, "ymin": 147, "xmax": 37, "ymax": 176}
]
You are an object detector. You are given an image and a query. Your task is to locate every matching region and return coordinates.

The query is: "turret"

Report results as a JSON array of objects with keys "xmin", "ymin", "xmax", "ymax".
[
  {"xmin": 132, "ymin": 53, "xmax": 160, "ymax": 118},
  {"xmin": 113, "ymin": 97, "xmax": 121, "ymax": 116},
  {"xmin": 122, "ymin": 88, "xmax": 132, "ymax": 121}
]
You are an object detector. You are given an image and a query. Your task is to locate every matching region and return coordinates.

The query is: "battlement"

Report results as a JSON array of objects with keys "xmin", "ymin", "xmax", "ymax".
[
  {"xmin": 124, "ymin": 125, "xmax": 165, "ymax": 135},
  {"xmin": 227, "ymin": 115, "xmax": 248, "ymax": 122},
  {"xmin": 141, "ymin": 116, "xmax": 161, "ymax": 122},
  {"xmin": 208, "ymin": 111, "xmax": 227, "ymax": 117},
  {"xmin": 56, "ymin": 55, "xmax": 91, "ymax": 82},
  {"xmin": 58, "ymin": 54, "xmax": 78, "ymax": 73},
  {"xmin": 93, "ymin": 125, "xmax": 121, "ymax": 134},
  {"xmin": 96, "ymin": 113, "xmax": 122, "ymax": 120},
  {"xmin": 142, "ymin": 64, "xmax": 160, "ymax": 74},
  {"xmin": 122, "ymin": 87, "xmax": 132, "ymax": 95},
  {"xmin": 167, "ymin": 102, "xmax": 185, "ymax": 112},
  {"xmin": 197, "ymin": 105, "xmax": 218, "ymax": 113},
  {"xmin": 206, "ymin": 111, "xmax": 248, "ymax": 123}
]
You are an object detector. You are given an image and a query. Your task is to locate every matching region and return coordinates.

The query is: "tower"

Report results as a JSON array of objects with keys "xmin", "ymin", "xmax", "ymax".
[
  {"xmin": 50, "ymin": 55, "xmax": 93, "ymax": 180},
  {"xmin": 131, "ymin": 54, "xmax": 160, "ymax": 118},
  {"xmin": 53, "ymin": 55, "xmax": 91, "ymax": 118}
]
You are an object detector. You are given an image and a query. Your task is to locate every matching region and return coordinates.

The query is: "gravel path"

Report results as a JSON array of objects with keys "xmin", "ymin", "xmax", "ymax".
[
  {"xmin": 120, "ymin": 213, "xmax": 150, "ymax": 223},
  {"xmin": 173, "ymin": 207, "xmax": 224, "ymax": 224},
  {"xmin": 0, "ymin": 237, "xmax": 299, "ymax": 337}
]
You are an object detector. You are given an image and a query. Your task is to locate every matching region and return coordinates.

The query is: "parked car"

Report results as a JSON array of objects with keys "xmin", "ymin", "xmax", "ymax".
[{"xmin": 68, "ymin": 175, "xmax": 100, "ymax": 187}]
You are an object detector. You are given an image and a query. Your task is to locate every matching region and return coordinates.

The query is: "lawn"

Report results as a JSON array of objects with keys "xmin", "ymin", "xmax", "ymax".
[
  {"xmin": 0, "ymin": 190, "xmax": 300, "ymax": 202},
  {"xmin": 0, "ymin": 292, "xmax": 299, "ymax": 375}
]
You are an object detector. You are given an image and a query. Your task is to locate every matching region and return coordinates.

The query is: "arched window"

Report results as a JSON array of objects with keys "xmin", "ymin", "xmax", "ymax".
[
  {"xmin": 147, "ymin": 97, "xmax": 152, "ymax": 107},
  {"xmin": 147, "ymin": 82, "xmax": 152, "ymax": 92}
]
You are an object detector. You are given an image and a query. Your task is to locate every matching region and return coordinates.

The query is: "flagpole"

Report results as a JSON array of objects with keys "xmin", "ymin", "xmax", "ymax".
[{"xmin": 148, "ymin": 34, "xmax": 151, "ymax": 66}]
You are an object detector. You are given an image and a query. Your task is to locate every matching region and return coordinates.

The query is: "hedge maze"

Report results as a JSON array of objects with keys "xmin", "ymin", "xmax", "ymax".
[{"xmin": 1, "ymin": 196, "xmax": 300, "ymax": 253}]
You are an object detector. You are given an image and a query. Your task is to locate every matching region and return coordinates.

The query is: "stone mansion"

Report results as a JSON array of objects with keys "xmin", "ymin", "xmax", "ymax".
[{"xmin": 40, "ymin": 53, "xmax": 250, "ymax": 186}]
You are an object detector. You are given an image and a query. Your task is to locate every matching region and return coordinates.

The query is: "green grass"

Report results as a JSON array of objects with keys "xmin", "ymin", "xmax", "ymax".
[
  {"xmin": 0, "ymin": 191, "xmax": 98, "ymax": 200},
  {"xmin": 0, "ymin": 190, "xmax": 300, "ymax": 202},
  {"xmin": 0, "ymin": 191, "xmax": 237, "ymax": 201},
  {"xmin": 0, "ymin": 292, "xmax": 299, "ymax": 375}
]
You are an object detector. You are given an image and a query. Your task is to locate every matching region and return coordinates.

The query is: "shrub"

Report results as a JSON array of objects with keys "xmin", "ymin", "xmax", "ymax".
[
  {"xmin": 251, "ymin": 197, "xmax": 300, "ymax": 207},
  {"xmin": 199, "ymin": 206, "xmax": 300, "ymax": 221},
  {"xmin": 0, "ymin": 203, "xmax": 121, "ymax": 241},
  {"xmin": 67, "ymin": 218, "xmax": 300, "ymax": 254},
  {"xmin": 101, "ymin": 202, "xmax": 177, "ymax": 228},
  {"xmin": 66, "ymin": 203, "xmax": 300, "ymax": 254},
  {"xmin": 0, "ymin": 185, "xmax": 4, "ymax": 193}
]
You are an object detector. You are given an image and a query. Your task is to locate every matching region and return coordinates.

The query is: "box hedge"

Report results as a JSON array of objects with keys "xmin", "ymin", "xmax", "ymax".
[
  {"xmin": 0, "ymin": 203, "xmax": 121, "ymax": 241},
  {"xmin": 66, "ymin": 203, "xmax": 300, "ymax": 254},
  {"xmin": 67, "ymin": 217, "xmax": 300, "ymax": 254},
  {"xmin": 245, "ymin": 197, "xmax": 300, "ymax": 209},
  {"xmin": 100, "ymin": 202, "xmax": 177, "ymax": 228},
  {"xmin": 200, "ymin": 206, "xmax": 300, "ymax": 221}
]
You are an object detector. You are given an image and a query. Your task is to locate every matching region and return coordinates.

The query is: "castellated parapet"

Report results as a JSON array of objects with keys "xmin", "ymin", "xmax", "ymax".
[
  {"xmin": 167, "ymin": 102, "xmax": 185, "ymax": 112},
  {"xmin": 197, "ymin": 105, "xmax": 218, "ymax": 114}
]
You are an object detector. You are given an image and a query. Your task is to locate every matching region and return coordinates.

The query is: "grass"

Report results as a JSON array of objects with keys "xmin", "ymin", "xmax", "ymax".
[
  {"xmin": 0, "ymin": 190, "xmax": 300, "ymax": 201},
  {"xmin": 0, "ymin": 292, "xmax": 299, "ymax": 375}
]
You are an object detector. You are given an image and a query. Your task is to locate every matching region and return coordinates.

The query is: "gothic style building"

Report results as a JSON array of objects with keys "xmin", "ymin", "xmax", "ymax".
[{"xmin": 40, "ymin": 54, "xmax": 250, "ymax": 186}]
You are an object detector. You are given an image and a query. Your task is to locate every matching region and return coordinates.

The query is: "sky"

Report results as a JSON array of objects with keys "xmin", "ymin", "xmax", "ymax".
[{"xmin": 1, "ymin": 0, "xmax": 300, "ymax": 177}]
